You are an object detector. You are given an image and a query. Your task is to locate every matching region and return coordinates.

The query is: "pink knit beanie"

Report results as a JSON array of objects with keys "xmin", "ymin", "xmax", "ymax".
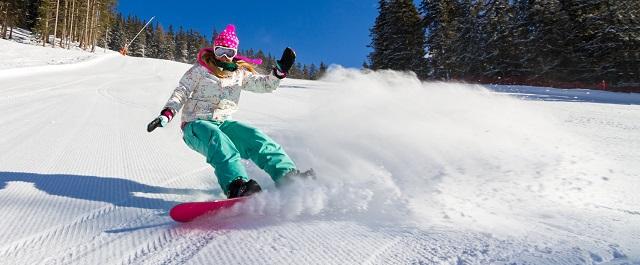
[{"xmin": 214, "ymin": 24, "xmax": 239, "ymax": 49}]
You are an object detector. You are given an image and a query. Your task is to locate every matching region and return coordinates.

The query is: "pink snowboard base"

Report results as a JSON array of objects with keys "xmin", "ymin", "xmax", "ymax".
[{"xmin": 170, "ymin": 197, "xmax": 249, "ymax": 223}]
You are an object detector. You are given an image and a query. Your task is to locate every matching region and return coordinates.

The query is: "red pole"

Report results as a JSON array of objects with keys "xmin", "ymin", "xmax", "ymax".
[{"xmin": 602, "ymin": 80, "xmax": 607, "ymax": 90}]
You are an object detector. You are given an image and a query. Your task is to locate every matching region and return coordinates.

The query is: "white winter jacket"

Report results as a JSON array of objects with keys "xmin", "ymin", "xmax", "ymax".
[{"xmin": 164, "ymin": 64, "xmax": 280, "ymax": 123}]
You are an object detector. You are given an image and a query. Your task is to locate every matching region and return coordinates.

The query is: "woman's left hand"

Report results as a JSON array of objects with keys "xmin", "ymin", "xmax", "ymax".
[{"xmin": 273, "ymin": 47, "xmax": 296, "ymax": 79}]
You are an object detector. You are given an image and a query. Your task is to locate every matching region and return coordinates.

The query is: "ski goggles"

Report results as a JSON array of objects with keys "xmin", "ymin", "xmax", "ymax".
[{"xmin": 213, "ymin": 46, "xmax": 237, "ymax": 58}]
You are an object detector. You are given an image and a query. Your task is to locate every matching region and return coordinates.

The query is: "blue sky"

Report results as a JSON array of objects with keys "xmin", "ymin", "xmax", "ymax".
[{"xmin": 116, "ymin": 1, "xmax": 380, "ymax": 68}]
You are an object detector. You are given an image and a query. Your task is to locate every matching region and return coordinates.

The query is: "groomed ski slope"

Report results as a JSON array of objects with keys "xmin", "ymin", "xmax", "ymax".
[{"xmin": 0, "ymin": 43, "xmax": 639, "ymax": 265}]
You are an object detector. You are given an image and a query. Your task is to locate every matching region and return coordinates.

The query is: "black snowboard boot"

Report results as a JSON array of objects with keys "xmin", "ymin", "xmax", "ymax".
[
  {"xmin": 277, "ymin": 169, "xmax": 316, "ymax": 187},
  {"xmin": 227, "ymin": 178, "xmax": 262, "ymax": 198}
]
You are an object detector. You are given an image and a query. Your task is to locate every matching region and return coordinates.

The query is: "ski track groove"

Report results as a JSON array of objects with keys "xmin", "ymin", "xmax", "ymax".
[
  {"xmin": 0, "ymin": 100, "xmax": 62, "ymax": 122},
  {"xmin": 39, "ymin": 208, "xmax": 165, "ymax": 265},
  {"xmin": 125, "ymin": 220, "xmax": 295, "ymax": 265},
  {"xmin": 0, "ymin": 98, "xmax": 65, "ymax": 150},
  {"xmin": 0, "ymin": 65, "xmax": 200, "ymax": 263},
  {"xmin": 0, "ymin": 166, "xmax": 204, "ymax": 263},
  {"xmin": 0, "ymin": 71, "xmax": 129, "ymax": 166},
  {"xmin": 0, "ymin": 204, "xmax": 122, "ymax": 258},
  {"xmin": 361, "ymin": 237, "xmax": 404, "ymax": 265},
  {"xmin": 127, "ymin": 220, "xmax": 404, "ymax": 265},
  {"xmin": 95, "ymin": 75, "xmax": 158, "ymax": 110},
  {"xmin": 124, "ymin": 227, "xmax": 222, "ymax": 265},
  {"xmin": 0, "ymin": 76, "xmax": 94, "ymax": 101},
  {"xmin": 31, "ymin": 169, "xmax": 208, "ymax": 265}
]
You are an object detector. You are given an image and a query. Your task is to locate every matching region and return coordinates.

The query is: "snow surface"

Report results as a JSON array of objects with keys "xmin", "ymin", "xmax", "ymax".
[
  {"xmin": 0, "ymin": 34, "xmax": 110, "ymax": 71},
  {"xmin": 0, "ymin": 41, "xmax": 639, "ymax": 265}
]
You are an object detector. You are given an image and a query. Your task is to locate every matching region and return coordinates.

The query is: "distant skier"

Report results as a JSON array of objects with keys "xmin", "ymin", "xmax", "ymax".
[{"xmin": 147, "ymin": 24, "xmax": 312, "ymax": 198}]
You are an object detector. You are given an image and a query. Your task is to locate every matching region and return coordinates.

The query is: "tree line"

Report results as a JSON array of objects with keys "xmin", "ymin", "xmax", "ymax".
[
  {"xmin": 0, "ymin": 0, "xmax": 327, "ymax": 80},
  {"xmin": 1, "ymin": 0, "xmax": 116, "ymax": 50},
  {"xmin": 109, "ymin": 14, "xmax": 328, "ymax": 80},
  {"xmin": 0, "ymin": 0, "xmax": 37, "ymax": 40},
  {"xmin": 369, "ymin": 0, "xmax": 640, "ymax": 91}
]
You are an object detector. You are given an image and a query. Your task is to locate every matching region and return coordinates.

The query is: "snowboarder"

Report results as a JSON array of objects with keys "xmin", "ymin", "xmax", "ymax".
[{"xmin": 147, "ymin": 24, "xmax": 312, "ymax": 199}]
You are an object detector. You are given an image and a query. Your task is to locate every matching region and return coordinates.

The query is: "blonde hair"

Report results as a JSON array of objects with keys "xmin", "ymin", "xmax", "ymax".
[{"xmin": 201, "ymin": 50, "xmax": 257, "ymax": 78}]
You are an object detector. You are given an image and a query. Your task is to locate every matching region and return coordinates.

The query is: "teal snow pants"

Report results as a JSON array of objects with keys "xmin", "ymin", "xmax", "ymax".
[{"xmin": 182, "ymin": 119, "xmax": 296, "ymax": 195}]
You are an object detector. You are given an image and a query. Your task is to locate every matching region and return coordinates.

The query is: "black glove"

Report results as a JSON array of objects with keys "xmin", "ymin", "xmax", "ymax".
[
  {"xmin": 147, "ymin": 117, "xmax": 167, "ymax": 132},
  {"xmin": 147, "ymin": 108, "xmax": 174, "ymax": 132},
  {"xmin": 273, "ymin": 47, "xmax": 296, "ymax": 79}
]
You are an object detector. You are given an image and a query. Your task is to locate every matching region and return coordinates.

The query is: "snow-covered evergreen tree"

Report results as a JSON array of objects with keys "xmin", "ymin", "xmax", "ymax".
[
  {"xmin": 566, "ymin": 0, "xmax": 640, "ymax": 84},
  {"xmin": 302, "ymin": 64, "xmax": 310, "ymax": 79},
  {"xmin": 128, "ymin": 17, "xmax": 146, "ymax": 57},
  {"xmin": 174, "ymin": 26, "xmax": 188, "ymax": 63},
  {"xmin": 161, "ymin": 25, "xmax": 176, "ymax": 60},
  {"xmin": 369, "ymin": 0, "xmax": 426, "ymax": 77},
  {"xmin": 524, "ymin": 0, "xmax": 572, "ymax": 81},
  {"xmin": 1, "ymin": 0, "xmax": 31, "ymax": 39},
  {"xmin": 612, "ymin": 1, "xmax": 640, "ymax": 84},
  {"xmin": 153, "ymin": 24, "xmax": 166, "ymax": 59},
  {"xmin": 185, "ymin": 30, "xmax": 199, "ymax": 63},
  {"xmin": 420, "ymin": 0, "xmax": 467, "ymax": 79},
  {"xmin": 144, "ymin": 22, "xmax": 157, "ymax": 58},
  {"xmin": 451, "ymin": 0, "xmax": 483, "ymax": 79},
  {"xmin": 309, "ymin": 63, "xmax": 319, "ymax": 79},
  {"xmin": 480, "ymin": 0, "xmax": 515, "ymax": 79},
  {"xmin": 108, "ymin": 14, "xmax": 125, "ymax": 51},
  {"xmin": 369, "ymin": 0, "xmax": 392, "ymax": 70},
  {"xmin": 318, "ymin": 62, "xmax": 328, "ymax": 78}
]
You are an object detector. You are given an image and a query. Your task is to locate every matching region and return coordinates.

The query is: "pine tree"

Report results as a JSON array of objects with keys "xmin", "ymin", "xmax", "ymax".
[
  {"xmin": 318, "ymin": 62, "xmax": 328, "ymax": 78},
  {"xmin": 368, "ymin": 0, "xmax": 392, "ymax": 70},
  {"xmin": 26, "ymin": 0, "xmax": 115, "ymax": 50},
  {"xmin": 309, "ymin": 63, "xmax": 319, "ymax": 79},
  {"xmin": 449, "ymin": 0, "xmax": 484, "ymax": 79},
  {"xmin": 525, "ymin": 0, "xmax": 572, "ymax": 82},
  {"xmin": 255, "ymin": 50, "xmax": 273, "ymax": 74},
  {"xmin": 185, "ymin": 30, "xmax": 199, "ymax": 63},
  {"xmin": 127, "ymin": 16, "xmax": 146, "ymax": 57},
  {"xmin": 245, "ymin": 48, "xmax": 255, "ymax": 57},
  {"xmin": 288, "ymin": 62, "xmax": 303, "ymax": 79},
  {"xmin": 197, "ymin": 33, "xmax": 208, "ymax": 55},
  {"xmin": 419, "ymin": 0, "xmax": 442, "ymax": 78},
  {"xmin": 154, "ymin": 24, "xmax": 166, "ymax": 59},
  {"xmin": 362, "ymin": 61, "xmax": 370, "ymax": 70},
  {"xmin": 370, "ymin": 0, "xmax": 426, "ymax": 77},
  {"xmin": 25, "ymin": 0, "xmax": 40, "ymax": 30},
  {"xmin": 480, "ymin": 0, "xmax": 515, "ymax": 79},
  {"xmin": 302, "ymin": 64, "xmax": 310, "ymax": 79},
  {"xmin": 510, "ymin": 0, "xmax": 535, "ymax": 79},
  {"xmin": 35, "ymin": 0, "xmax": 55, "ymax": 45},
  {"xmin": 422, "ymin": 0, "xmax": 481, "ymax": 79},
  {"xmin": 174, "ymin": 26, "xmax": 188, "ymax": 63},
  {"xmin": 144, "ymin": 22, "xmax": 157, "ymax": 58},
  {"xmin": 566, "ymin": 0, "xmax": 640, "ymax": 85},
  {"xmin": 392, "ymin": 0, "xmax": 427, "ymax": 76},
  {"xmin": 612, "ymin": 1, "xmax": 640, "ymax": 85},
  {"xmin": 162, "ymin": 25, "xmax": 176, "ymax": 60},
  {"xmin": 1, "ymin": 0, "xmax": 28, "ymax": 39},
  {"xmin": 108, "ymin": 14, "xmax": 125, "ymax": 52}
]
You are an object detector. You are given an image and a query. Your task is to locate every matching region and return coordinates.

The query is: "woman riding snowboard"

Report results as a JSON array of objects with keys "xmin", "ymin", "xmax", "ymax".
[{"xmin": 148, "ymin": 24, "xmax": 313, "ymax": 199}]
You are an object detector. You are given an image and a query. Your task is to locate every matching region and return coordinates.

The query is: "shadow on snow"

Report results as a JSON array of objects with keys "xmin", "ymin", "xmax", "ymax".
[{"xmin": 0, "ymin": 171, "xmax": 209, "ymax": 210}]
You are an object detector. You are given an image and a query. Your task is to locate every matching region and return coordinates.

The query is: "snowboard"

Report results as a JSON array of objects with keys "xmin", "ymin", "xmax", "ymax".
[{"xmin": 170, "ymin": 196, "xmax": 249, "ymax": 223}]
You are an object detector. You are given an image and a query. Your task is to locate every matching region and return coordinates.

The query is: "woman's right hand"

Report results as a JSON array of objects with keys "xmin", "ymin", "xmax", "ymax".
[
  {"xmin": 147, "ymin": 116, "xmax": 168, "ymax": 132},
  {"xmin": 147, "ymin": 108, "xmax": 174, "ymax": 132}
]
